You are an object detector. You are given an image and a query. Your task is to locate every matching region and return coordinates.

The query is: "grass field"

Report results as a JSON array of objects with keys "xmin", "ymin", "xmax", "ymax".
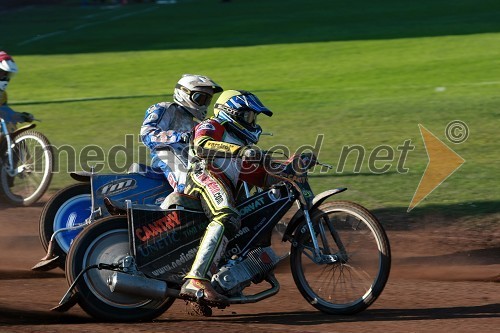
[{"xmin": 2, "ymin": 0, "xmax": 499, "ymax": 221}]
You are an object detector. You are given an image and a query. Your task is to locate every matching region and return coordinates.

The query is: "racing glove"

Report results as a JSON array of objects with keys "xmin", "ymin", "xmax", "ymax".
[
  {"xmin": 20, "ymin": 112, "xmax": 34, "ymax": 123},
  {"xmin": 179, "ymin": 132, "xmax": 191, "ymax": 144}
]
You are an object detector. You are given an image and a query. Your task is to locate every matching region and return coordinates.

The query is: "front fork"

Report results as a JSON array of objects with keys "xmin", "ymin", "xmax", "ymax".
[
  {"xmin": 300, "ymin": 203, "xmax": 347, "ymax": 264},
  {"xmin": 1, "ymin": 119, "xmax": 16, "ymax": 176}
]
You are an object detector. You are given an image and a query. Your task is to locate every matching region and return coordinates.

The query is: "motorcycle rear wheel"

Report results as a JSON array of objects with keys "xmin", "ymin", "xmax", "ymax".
[
  {"xmin": 0, "ymin": 130, "xmax": 53, "ymax": 206},
  {"xmin": 66, "ymin": 216, "xmax": 175, "ymax": 321},
  {"xmin": 290, "ymin": 201, "xmax": 391, "ymax": 315}
]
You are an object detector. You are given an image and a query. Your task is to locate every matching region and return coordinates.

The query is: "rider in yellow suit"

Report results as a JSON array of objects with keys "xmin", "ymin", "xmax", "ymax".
[{"xmin": 180, "ymin": 90, "xmax": 277, "ymax": 304}]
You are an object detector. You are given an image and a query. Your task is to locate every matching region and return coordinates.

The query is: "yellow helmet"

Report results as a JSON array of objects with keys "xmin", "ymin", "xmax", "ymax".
[{"xmin": 213, "ymin": 90, "xmax": 272, "ymax": 144}]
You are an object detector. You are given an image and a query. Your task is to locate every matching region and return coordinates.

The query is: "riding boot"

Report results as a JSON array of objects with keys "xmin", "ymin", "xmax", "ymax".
[{"xmin": 180, "ymin": 221, "xmax": 229, "ymax": 304}]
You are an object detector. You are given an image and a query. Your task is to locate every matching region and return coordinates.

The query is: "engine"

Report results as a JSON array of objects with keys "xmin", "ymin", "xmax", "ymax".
[{"xmin": 212, "ymin": 247, "xmax": 280, "ymax": 294}]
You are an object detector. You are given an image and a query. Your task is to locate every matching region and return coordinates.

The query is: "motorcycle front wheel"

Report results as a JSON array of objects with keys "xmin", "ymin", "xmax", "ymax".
[
  {"xmin": 290, "ymin": 201, "xmax": 391, "ymax": 315},
  {"xmin": 66, "ymin": 216, "xmax": 175, "ymax": 321},
  {"xmin": 0, "ymin": 130, "xmax": 53, "ymax": 206},
  {"xmin": 39, "ymin": 183, "xmax": 92, "ymax": 270}
]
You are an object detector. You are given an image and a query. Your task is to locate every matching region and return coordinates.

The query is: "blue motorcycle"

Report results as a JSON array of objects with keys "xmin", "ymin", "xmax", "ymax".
[{"xmin": 33, "ymin": 163, "xmax": 173, "ymax": 271}]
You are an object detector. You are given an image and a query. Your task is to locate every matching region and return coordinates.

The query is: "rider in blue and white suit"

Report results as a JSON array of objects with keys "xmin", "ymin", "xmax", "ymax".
[{"xmin": 140, "ymin": 74, "xmax": 222, "ymax": 194}]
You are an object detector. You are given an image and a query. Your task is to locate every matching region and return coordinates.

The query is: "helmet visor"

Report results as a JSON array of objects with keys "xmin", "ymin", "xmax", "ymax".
[
  {"xmin": 191, "ymin": 91, "xmax": 212, "ymax": 107},
  {"xmin": 242, "ymin": 110, "xmax": 258, "ymax": 126}
]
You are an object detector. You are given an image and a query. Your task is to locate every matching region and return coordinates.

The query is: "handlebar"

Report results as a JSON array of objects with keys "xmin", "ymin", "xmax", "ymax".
[{"xmin": 316, "ymin": 161, "xmax": 333, "ymax": 169}]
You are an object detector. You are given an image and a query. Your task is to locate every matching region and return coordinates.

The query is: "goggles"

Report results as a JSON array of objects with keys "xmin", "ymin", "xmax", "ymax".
[
  {"xmin": 176, "ymin": 84, "xmax": 212, "ymax": 107},
  {"xmin": 191, "ymin": 91, "xmax": 212, "ymax": 107},
  {"xmin": 242, "ymin": 110, "xmax": 257, "ymax": 126}
]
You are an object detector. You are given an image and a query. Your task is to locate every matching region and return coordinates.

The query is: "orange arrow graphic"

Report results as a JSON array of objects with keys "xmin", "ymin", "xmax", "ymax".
[{"xmin": 408, "ymin": 124, "xmax": 465, "ymax": 212}]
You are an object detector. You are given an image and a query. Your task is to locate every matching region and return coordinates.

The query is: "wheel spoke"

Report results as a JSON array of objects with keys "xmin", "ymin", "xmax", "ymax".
[
  {"xmin": 290, "ymin": 201, "xmax": 390, "ymax": 314},
  {"xmin": 0, "ymin": 131, "xmax": 53, "ymax": 205}
]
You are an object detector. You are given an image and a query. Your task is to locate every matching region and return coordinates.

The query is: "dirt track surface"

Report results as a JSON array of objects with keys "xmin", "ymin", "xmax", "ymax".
[{"xmin": 0, "ymin": 197, "xmax": 499, "ymax": 333}]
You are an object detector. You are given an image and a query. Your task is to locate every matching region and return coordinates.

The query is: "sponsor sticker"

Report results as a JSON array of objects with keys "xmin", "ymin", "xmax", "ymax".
[
  {"xmin": 194, "ymin": 169, "xmax": 226, "ymax": 207},
  {"xmin": 198, "ymin": 122, "xmax": 216, "ymax": 131},
  {"xmin": 98, "ymin": 178, "xmax": 137, "ymax": 197},
  {"xmin": 151, "ymin": 247, "xmax": 199, "ymax": 276},
  {"xmin": 135, "ymin": 211, "xmax": 181, "ymax": 242},
  {"xmin": 239, "ymin": 196, "xmax": 266, "ymax": 216}
]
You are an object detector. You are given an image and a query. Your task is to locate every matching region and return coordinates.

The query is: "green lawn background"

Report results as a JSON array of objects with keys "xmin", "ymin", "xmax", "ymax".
[{"xmin": 2, "ymin": 0, "xmax": 499, "ymax": 221}]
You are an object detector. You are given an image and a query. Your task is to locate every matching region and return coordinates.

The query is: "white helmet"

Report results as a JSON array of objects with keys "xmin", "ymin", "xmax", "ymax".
[
  {"xmin": 173, "ymin": 74, "xmax": 223, "ymax": 121},
  {"xmin": 0, "ymin": 51, "xmax": 18, "ymax": 92}
]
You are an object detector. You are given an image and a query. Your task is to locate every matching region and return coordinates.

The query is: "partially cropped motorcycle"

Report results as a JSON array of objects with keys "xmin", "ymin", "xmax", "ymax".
[
  {"xmin": 32, "ymin": 162, "xmax": 173, "ymax": 271},
  {"xmin": 33, "ymin": 144, "xmax": 265, "ymax": 272},
  {"xmin": 53, "ymin": 152, "xmax": 391, "ymax": 321},
  {"xmin": 0, "ymin": 113, "xmax": 53, "ymax": 206}
]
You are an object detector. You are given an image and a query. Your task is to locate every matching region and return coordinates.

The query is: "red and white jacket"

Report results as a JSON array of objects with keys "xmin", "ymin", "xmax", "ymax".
[{"xmin": 192, "ymin": 118, "xmax": 270, "ymax": 190}]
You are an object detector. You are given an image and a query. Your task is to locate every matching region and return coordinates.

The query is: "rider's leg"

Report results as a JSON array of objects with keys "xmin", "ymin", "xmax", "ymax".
[
  {"xmin": 180, "ymin": 167, "xmax": 240, "ymax": 303},
  {"xmin": 155, "ymin": 147, "xmax": 189, "ymax": 193},
  {"xmin": 180, "ymin": 220, "xmax": 230, "ymax": 303}
]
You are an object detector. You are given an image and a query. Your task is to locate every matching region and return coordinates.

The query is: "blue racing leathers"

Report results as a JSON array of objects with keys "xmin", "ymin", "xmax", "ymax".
[
  {"xmin": 1, "ymin": 91, "xmax": 33, "ymax": 132},
  {"xmin": 140, "ymin": 102, "xmax": 196, "ymax": 192}
]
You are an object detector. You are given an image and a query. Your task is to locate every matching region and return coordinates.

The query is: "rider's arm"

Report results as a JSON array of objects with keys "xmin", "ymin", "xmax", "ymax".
[
  {"xmin": 193, "ymin": 120, "xmax": 242, "ymax": 158},
  {"xmin": 140, "ymin": 103, "xmax": 189, "ymax": 150},
  {"xmin": 193, "ymin": 120, "xmax": 282, "ymax": 187},
  {"xmin": 1, "ymin": 93, "xmax": 34, "ymax": 124},
  {"xmin": 239, "ymin": 161, "xmax": 281, "ymax": 188},
  {"xmin": 0, "ymin": 104, "xmax": 31, "ymax": 124}
]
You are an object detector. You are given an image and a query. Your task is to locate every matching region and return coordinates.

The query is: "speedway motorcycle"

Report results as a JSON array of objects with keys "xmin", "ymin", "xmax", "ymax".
[
  {"xmin": 53, "ymin": 152, "xmax": 391, "ymax": 320},
  {"xmin": 32, "ymin": 144, "xmax": 185, "ymax": 271}
]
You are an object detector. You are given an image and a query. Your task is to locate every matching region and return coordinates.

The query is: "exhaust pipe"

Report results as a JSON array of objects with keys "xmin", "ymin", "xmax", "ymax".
[
  {"xmin": 226, "ymin": 274, "xmax": 280, "ymax": 304},
  {"xmin": 107, "ymin": 271, "xmax": 179, "ymax": 299},
  {"xmin": 108, "ymin": 271, "xmax": 280, "ymax": 305}
]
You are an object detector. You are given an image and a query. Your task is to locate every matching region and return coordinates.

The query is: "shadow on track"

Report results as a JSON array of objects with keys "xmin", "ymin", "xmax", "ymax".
[
  {"xmin": 1, "ymin": 303, "xmax": 498, "ymax": 326},
  {"xmin": 0, "ymin": 269, "xmax": 64, "ymax": 280},
  {"xmin": 199, "ymin": 304, "xmax": 500, "ymax": 325},
  {"xmin": 0, "ymin": 306, "xmax": 91, "ymax": 325}
]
